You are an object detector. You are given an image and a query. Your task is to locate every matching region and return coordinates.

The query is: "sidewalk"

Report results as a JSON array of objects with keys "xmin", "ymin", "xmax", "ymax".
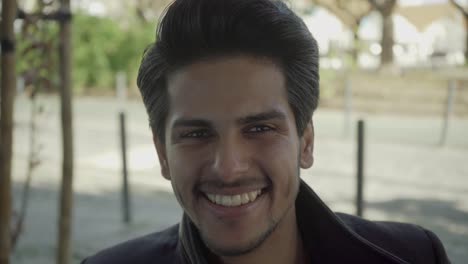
[{"xmin": 10, "ymin": 96, "xmax": 468, "ymax": 263}]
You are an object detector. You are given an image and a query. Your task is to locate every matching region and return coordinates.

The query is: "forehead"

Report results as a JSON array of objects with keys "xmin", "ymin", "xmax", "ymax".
[{"xmin": 166, "ymin": 56, "xmax": 291, "ymax": 123}]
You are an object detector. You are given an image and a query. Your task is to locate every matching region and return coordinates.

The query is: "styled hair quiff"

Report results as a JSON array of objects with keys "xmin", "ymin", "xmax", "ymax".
[{"xmin": 137, "ymin": 0, "xmax": 319, "ymax": 142}]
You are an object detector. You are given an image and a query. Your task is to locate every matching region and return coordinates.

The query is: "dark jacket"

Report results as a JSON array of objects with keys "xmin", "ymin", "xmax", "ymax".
[{"xmin": 82, "ymin": 181, "xmax": 450, "ymax": 264}]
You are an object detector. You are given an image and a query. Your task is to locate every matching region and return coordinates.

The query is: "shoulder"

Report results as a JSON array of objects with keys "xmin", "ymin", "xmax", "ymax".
[
  {"xmin": 81, "ymin": 224, "xmax": 181, "ymax": 264},
  {"xmin": 336, "ymin": 213, "xmax": 450, "ymax": 264}
]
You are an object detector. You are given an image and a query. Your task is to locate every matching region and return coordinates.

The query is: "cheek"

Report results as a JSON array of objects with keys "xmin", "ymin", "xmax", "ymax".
[
  {"xmin": 169, "ymin": 145, "xmax": 210, "ymax": 175},
  {"xmin": 167, "ymin": 151, "xmax": 199, "ymax": 205},
  {"xmin": 254, "ymin": 136, "xmax": 300, "ymax": 196}
]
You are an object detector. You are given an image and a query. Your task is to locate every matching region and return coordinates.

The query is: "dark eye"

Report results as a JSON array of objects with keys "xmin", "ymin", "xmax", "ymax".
[
  {"xmin": 247, "ymin": 125, "xmax": 273, "ymax": 133},
  {"xmin": 181, "ymin": 129, "xmax": 211, "ymax": 138}
]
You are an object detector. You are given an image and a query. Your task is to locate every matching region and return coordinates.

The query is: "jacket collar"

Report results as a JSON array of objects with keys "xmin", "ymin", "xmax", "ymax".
[{"xmin": 178, "ymin": 180, "xmax": 408, "ymax": 264}]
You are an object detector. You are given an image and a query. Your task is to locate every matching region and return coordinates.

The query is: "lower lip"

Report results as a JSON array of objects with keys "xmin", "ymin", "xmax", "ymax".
[{"xmin": 202, "ymin": 190, "xmax": 266, "ymax": 219}]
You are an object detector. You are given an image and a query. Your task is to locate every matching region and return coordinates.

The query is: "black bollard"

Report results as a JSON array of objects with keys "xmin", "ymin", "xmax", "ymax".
[
  {"xmin": 120, "ymin": 112, "xmax": 131, "ymax": 223},
  {"xmin": 356, "ymin": 120, "xmax": 365, "ymax": 217}
]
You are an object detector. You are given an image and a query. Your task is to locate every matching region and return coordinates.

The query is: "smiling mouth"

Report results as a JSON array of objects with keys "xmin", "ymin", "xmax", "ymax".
[{"xmin": 204, "ymin": 189, "xmax": 264, "ymax": 207}]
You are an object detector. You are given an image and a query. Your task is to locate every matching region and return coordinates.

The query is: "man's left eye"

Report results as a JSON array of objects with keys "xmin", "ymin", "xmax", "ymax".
[{"xmin": 247, "ymin": 125, "xmax": 273, "ymax": 133}]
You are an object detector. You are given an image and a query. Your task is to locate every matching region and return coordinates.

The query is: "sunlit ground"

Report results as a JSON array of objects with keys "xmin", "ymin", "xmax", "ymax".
[{"xmin": 10, "ymin": 69, "xmax": 468, "ymax": 263}]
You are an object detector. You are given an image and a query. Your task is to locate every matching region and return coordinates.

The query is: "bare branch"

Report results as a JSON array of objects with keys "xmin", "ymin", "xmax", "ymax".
[
  {"xmin": 310, "ymin": 0, "xmax": 372, "ymax": 28},
  {"xmin": 369, "ymin": 0, "xmax": 397, "ymax": 15},
  {"xmin": 336, "ymin": 0, "xmax": 373, "ymax": 27},
  {"xmin": 449, "ymin": 0, "xmax": 468, "ymax": 16}
]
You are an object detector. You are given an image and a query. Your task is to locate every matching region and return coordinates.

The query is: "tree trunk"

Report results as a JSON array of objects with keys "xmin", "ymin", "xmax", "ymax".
[
  {"xmin": 447, "ymin": 0, "xmax": 468, "ymax": 64},
  {"xmin": 0, "ymin": 0, "xmax": 17, "ymax": 263},
  {"xmin": 381, "ymin": 12, "xmax": 394, "ymax": 66},
  {"xmin": 464, "ymin": 14, "xmax": 468, "ymax": 64},
  {"xmin": 352, "ymin": 27, "xmax": 360, "ymax": 66},
  {"xmin": 369, "ymin": 0, "xmax": 396, "ymax": 67},
  {"xmin": 56, "ymin": 0, "xmax": 74, "ymax": 263}
]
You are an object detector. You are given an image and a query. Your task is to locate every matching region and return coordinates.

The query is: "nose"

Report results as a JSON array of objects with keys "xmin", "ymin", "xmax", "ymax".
[{"xmin": 211, "ymin": 135, "xmax": 250, "ymax": 182}]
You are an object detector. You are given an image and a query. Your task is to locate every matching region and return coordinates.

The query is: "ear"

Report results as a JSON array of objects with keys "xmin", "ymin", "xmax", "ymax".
[
  {"xmin": 153, "ymin": 134, "xmax": 171, "ymax": 181},
  {"xmin": 299, "ymin": 120, "xmax": 314, "ymax": 169}
]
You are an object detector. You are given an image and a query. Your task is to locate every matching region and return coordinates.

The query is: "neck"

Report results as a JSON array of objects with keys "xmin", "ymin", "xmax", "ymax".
[{"xmin": 209, "ymin": 205, "xmax": 308, "ymax": 264}]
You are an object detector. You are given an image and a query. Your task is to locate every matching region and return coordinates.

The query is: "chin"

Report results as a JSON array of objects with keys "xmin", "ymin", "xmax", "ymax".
[
  {"xmin": 205, "ymin": 238, "xmax": 262, "ymax": 257},
  {"xmin": 201, "ymin": 219, "xmax": 278, "ymax": 257}
]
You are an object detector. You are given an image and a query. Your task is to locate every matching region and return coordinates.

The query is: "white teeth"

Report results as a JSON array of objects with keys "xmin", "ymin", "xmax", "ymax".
[
  {"xmin": 247, "ymin": 191, "xmax": 258, "ymax": 201},
  {"xmin": 232, "ymin": 195, "xmax": 242, "ymax": 206},
  {"xmin": 222, "ymin": 196, "xmax": 232, "ymax": 206},
  {"xmin": 241, "ymin": 193, "xmax": 249, "ymax": 205},
  {"xmin": 215, "ymin": 195, "xmax": 221, "ymax": 204},
  {"xmin": 207, "ymin": 194, "xmax": 215, "ymax": 202},
  {"xmin": 206, "ymin": 189, "xmax": 263, "ymax": 207}
]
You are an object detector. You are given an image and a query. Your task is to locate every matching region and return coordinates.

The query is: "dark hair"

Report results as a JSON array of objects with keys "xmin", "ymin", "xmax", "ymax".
[{"xmin": 137, "ymin": 0, "xmax": 319, "ymax": 142}]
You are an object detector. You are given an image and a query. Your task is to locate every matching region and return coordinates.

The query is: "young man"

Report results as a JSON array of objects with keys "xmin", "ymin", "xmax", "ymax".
[{"xmin": 83, "ymin": 0, "xmax": 450, "ymax": 263}]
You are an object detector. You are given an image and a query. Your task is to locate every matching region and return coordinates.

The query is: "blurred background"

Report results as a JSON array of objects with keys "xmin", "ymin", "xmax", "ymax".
[{"xmin": 1, "ymin": 0, "xmax": 467, "ymax": 263}]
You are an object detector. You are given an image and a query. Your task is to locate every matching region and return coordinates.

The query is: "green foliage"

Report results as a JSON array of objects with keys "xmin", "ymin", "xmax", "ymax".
[
  {"xmin": 72, "ymin": 13, "xmax": 155, "ymax": 93},
  {"xmin": 17, "ymin": 21, "xmax": 60, "ymax": 94},
  {"xmin": 15, "ymin": 14, "xmax": 155, "ymax": 94}
]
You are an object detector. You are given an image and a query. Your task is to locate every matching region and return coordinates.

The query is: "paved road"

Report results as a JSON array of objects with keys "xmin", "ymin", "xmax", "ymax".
[{"xmin": 10, "ymin": 96, "xmax": 468, "ymax": 263}]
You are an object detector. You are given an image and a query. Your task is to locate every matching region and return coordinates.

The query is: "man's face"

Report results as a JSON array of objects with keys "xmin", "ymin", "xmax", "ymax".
[{"xmin": 154, "ymin": 56, "xmax": 314, "ymax": 256}]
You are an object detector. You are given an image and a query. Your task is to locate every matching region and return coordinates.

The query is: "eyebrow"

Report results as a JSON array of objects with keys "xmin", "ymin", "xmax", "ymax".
[
  {"xmin": 172, "ymin": 118, "xmax": 213, "ymax": 129},
  {"xmin": 171, "ymin": 109, "xmax": 287, "ymax": 129},
  {"xmin": 237, "ymin": 109, "xmax": 287, "ymax": 125}
]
